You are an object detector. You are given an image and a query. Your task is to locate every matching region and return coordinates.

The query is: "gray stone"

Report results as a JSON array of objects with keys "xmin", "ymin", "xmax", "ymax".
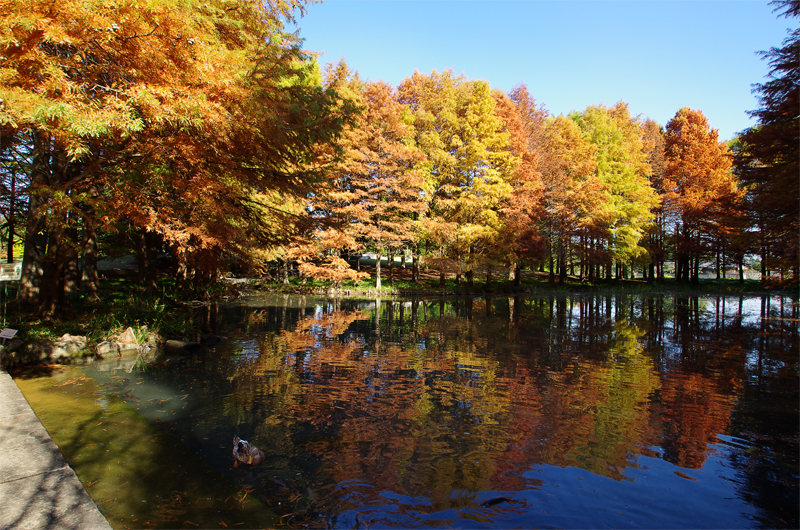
[
  {"xmin": 0, "ymin": 468, "xmax": 112, "ymax": 530},
  {"xmin": 164, "ymin": 340, "xmax": 202, "ymax": 354},
  {"xmin": 95, "ymin": 341, "xmax": 120, "ymax": 356},
  {"xmin": 0, "ymin": 412, "xmax": 68, "ymax": 483},
  {"xmin": 10, "ymin": 334, "xmax": 91, "ymax": 366},
  {"xmin": 57, "ymin": 334, "xmax": 88, "ymax": 354}
]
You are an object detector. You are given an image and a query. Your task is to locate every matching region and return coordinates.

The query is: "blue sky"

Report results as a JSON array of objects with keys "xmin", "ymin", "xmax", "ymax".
[{"xmin": 291, "ymin": 0, "xmax": 795, "ymax": 140}]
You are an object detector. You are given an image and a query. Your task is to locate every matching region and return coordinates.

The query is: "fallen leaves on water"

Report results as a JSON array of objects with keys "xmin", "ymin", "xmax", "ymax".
[{"xmin": 56, "ymin": 377, "xmax": 90, "ymax": 387}]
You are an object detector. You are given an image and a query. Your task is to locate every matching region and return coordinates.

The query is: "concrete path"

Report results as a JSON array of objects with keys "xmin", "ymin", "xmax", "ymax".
[{"xmin": 0, "ymin": 368, "xmax": 112, "ymax": 530}]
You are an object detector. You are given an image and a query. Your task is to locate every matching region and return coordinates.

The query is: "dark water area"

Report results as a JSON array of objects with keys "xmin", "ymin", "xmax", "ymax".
[{"xmin": 56, "ymin": 294, "xmax": 800, "ymax": 527}]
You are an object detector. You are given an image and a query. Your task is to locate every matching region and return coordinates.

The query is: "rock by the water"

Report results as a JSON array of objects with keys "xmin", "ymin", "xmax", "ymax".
[
  {"xmin": 96, "ymin": 341, "xmax": 120, "ymax": 356},
  {"xmin": 116, "ymin": 327, "xmax": 137, "ymax": 346},
  {"xmin": 164, "ymin": 340, "xmax": 202, "ymax": 354},
  {"xmin": 9, "ymin": 334, "xmax": 91, "ymax": 366}
]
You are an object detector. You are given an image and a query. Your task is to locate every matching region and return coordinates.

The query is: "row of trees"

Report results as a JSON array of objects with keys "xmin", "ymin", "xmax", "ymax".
[
  {"xmin": 298, "ymin": 64, "xmax": 744, "ymax": 289},
  {"xmin": 0, "ymin": 0, "xmax": 796, "ymax": 315}
]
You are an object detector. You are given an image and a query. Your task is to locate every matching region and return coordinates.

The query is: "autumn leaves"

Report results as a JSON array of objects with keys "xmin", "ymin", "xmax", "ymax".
[{"xmin": 303, "ymin": 64, "xmax": 739, "ymax": 289}]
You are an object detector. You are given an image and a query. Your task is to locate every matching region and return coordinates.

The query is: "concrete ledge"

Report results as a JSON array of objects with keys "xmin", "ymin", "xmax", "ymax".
[{"xmin": 0, "ymin": 369, "xmax": 112, "ymax": 530}]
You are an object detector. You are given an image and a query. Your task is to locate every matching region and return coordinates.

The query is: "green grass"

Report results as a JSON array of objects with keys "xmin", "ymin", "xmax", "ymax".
[{"xmin": 4, "ymin": 278, "xmax": 199, "ymax": 344}]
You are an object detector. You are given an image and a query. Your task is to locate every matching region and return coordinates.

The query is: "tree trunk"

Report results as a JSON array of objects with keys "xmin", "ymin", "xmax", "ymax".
[
  {"xmin": 388, "ymin": 248, "xmax": 395, "ymax": 286},
  {"xmin": 19, "ymin": 135, "xmax": 50, "ymax": 307},
  {"xmin": 37, "ymin": 259, "xmax": 65, "ymax": 317},
  {"xmin": 19, "ymin": 196, "xmax": 44, "ymax": 306},
  {"xmin": 375, "ymin": 246, "xmax": 382, "ymax": 290},
  {"xmin": 81, "ymin": 225, "xmax": 99, "ymax": 300},
  {"xmin": 439, "ymin": 246, "xmax": 445, "ymax": 287},
  {"xmin": 412, "ymin": 243, "xmax": 419, "ymax": 283},
  {"xmin": 144, "ymin": 231, "xmax": 160, "ymax": 295},
  {"xmin": 63, "ymin": 226, "xmax": 80, "ymax": 297},
  {"xmin": 6, "ymin": 170, "xmax": 16, "ymax": 263},
  {"xmin": 175, "ymin": 250, "xmax": 189, "ymax": 291},
  {"xmin": 467, "ymin": 245, "xmax": 474, "ymax": 287},
  {"xmin": 136, "ymin": 230, "xmax": 147, "ymax": 284}
]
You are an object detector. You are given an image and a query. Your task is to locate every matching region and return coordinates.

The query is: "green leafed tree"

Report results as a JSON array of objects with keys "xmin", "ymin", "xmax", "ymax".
[
  {"xmin": 397, "ymin": 70, "xmax": 516, "ymax": 287},
  {"xmin": 570, "ymin": 103, "xmax": 659, "ymax": 280}
]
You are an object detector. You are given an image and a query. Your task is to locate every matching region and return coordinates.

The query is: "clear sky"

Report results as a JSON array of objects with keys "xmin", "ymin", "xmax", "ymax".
[{"xmin": 291, "ymin": 0, "xmax": 795, "ymax": 141}]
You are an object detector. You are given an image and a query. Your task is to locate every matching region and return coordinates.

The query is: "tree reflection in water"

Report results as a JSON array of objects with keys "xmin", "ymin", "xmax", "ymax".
[{"xmin": 128, "ymin": 294, "xmax": 800, "ymax": 527}]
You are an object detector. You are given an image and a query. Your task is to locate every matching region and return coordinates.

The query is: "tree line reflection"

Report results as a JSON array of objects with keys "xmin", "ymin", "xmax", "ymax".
[{"xmin": 219, "ymin": 294, "xmax": 797, "ymax": 526}]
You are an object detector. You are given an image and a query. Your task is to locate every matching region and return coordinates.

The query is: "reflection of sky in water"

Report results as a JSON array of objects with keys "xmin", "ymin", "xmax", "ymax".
[
  {"xmin": 334, "ymin": 443, "xmax": 755, "ymax": 529},
  {"xmin": 235, "ymin": 339, "xmax": 261, "ymax": 362}
]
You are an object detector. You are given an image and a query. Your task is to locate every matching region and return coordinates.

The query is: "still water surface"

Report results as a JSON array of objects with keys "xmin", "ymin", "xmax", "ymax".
[{"xmin": 39, "ymin": 294, "xmax": 800, "ymax": 527}]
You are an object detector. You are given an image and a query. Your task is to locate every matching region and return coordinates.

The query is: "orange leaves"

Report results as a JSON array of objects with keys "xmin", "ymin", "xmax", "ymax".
[
  {"xmin": 664, "ymin": 108, "xmax": 739, "ymax": 231},
  {"xmin": 300, "ymin": 62, "xmax": 426, "ymax": 286},
  {"xmin": 665, "ymin": 107, "xmax": 735, "ymax": 218}
]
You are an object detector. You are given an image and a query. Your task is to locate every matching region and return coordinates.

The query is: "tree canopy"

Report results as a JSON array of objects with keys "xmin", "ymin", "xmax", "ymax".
[{"xmin": 1, "ymin": 0, "xmax": 348, "ymax": 313}]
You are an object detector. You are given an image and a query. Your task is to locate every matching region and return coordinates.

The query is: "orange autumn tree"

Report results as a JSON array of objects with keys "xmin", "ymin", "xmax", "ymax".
[
  {"xmin": 641, "ymin": 118, "xmax": 668, "ymax": 281},
  {"xmin": 304, "ymin": 62, "xmax": 426, "ymax": 289},
  {"xmin": 496, "ymin": 84, "xmax": 547, "ymax": 285},
  {"xmin": 538, "ymin": 115, "xmax": 601, "ymax": 282},
  {"xmin": 664, "ymin": 108, "xmax": 739, "ymax": 283},
  {"xmin": 0, "ymin": 0, "xmax": 346, "ymax": 313}
]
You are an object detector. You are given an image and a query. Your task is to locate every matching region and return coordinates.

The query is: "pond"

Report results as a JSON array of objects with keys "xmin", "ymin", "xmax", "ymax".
[{"xmin": 15, "ymin": 293, "xmax": 800, "ymax": 529}]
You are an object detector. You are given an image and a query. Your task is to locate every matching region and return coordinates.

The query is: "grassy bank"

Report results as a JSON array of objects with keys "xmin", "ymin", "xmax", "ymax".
[{"xmin": 2, "ymin": 278, "xmax": 205, "ymax": 345}]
